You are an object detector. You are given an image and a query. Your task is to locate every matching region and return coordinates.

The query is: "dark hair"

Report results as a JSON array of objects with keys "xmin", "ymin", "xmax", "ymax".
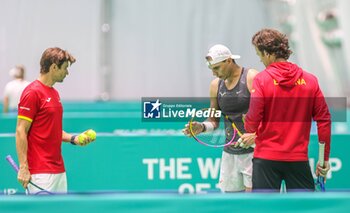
[
  {"xmin": 252, "ymin": 28, "xmax": 292, "ymax": 60},
  {"xmin": 40, "ymin": 47, "xmax": 76, "ymax": 74}
]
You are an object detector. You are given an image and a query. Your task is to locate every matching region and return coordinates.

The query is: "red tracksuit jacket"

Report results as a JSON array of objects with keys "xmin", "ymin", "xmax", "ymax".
[{"xmin": 245, "ymin": 61, "xmax": 331, "ymax": 161}]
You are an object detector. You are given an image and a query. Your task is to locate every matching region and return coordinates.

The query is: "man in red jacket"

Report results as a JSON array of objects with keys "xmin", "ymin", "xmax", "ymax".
[{"xmin": 242, "ymin": 28, "xmax": 331, "ymax": 192}]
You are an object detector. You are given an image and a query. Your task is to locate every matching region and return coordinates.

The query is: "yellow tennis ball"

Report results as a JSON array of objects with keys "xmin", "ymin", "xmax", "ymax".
[
  {"xmin": 85, "ymin": 129, "xmax": 96, "ymax": 141},
  {"xmin": 78, "ymin": 134, "xmax": 88, "ymax": 144}
]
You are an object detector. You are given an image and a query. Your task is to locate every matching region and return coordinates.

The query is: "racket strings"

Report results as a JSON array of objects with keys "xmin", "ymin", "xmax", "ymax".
[{"xmin": 189, "ymin": 114, "xmax": 237, "ymax": 147}]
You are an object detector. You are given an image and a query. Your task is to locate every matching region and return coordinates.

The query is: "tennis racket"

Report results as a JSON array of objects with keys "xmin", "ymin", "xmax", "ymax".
[
  {"xmin": 231, "ymin": 119, "xmax": 256, "ymax": 148},
  {"xmin": 315, "ymin": 142, "xmax": 326, "ymax": 192},
  {"xmin": 6, "ymin": 155, "xmax": 54, "ymax": 195},
  {"xmin": 188, "ymin": 108, "xmax": 242, "ymax": 148}
]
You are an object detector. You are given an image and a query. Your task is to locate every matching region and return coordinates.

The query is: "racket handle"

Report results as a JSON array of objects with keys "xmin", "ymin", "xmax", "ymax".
[
  {"xmin": 240, "ymin": 143, "xmax": 255, "ymax": 148},
  {"xmin": 237, "ymin": 138, "xmax": 256, "ymax": 148},
  {"xmin": 318, "ymin": 141, "xmax": 325, "ymax": 168},
  {"xmin": 6, "ymin": 155, "xmax": 19, "ymax": 172}
]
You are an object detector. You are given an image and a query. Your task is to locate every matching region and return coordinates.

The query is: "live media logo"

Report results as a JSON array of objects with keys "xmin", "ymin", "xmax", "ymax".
[{"xmin": 143, "ymin": 99, "xmax": 162, "ymax": 119}]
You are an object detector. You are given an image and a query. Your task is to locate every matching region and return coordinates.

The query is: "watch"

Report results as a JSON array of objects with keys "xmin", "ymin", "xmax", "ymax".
[{"xmin": 70, "ymin": 135, "xmax": 77, "ymax": 145}]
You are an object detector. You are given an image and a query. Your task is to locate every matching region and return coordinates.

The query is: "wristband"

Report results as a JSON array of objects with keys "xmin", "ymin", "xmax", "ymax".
[
  {"xmin": 202, "ymin": 121, "xmax": 214, "ymax": 132},
  {"xmin": 70, "ymin": 135, "xmax": 77, "ymax": 145},
  {"xmin": 201, "ymin": 123, "xmax": 206, "ymax": 132}
]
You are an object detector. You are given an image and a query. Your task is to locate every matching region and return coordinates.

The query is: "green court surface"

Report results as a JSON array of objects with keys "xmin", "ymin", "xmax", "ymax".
[
  {"xmin": 0, "ymin": 101, "xmax": 187, "ymax": 133},
  {"xmin": 1, "ymin": 101, "xmax": 348, "ymax": 134},
  {"xmin": 0, "ymin": 101, "xmax": 141, "ymax": 113},
  {"xmin": 0, "ymin": 111, "xmax": 185, "ymax": 133},
  {"xmin": 1, "ymin": 192, "xmax": 350, "ymax": 213}
]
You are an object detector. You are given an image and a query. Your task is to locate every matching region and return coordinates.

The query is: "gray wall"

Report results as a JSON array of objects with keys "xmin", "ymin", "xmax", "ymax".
[
  {"xmin": 3, "ymin": 0, "xmax": 348, "ymax": 101},
  {"xmin": 110, "ymin": 0, "xmax": 268, "ymax": 99},
  {"xmin": 0, "ymin": 0, "xmax": 268, "ymax": 100},
  {"xmin": 264, "ymin": 0, "xmax": 350, "ymax": 99},
  {"xmin": 0, "ymin": 0, "xmax": 101, "ymax": 100}
]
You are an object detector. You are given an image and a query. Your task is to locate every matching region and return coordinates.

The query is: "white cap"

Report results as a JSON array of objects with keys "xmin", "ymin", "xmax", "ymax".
[{"xmin": 206, "ymin": 44, "xmax": 240, "ymax": 66}]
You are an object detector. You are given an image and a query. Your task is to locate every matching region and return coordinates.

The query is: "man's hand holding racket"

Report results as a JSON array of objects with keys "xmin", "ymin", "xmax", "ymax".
[
  {"xmin": 235, "ymin": 133, "xmax": 256, "ymax": 149},
  {"xmin": 7, "ymin": 155, "xmax": 53, "ymax": 194},
  {"xmin": 18, "ymin": 165, "xmax": 31, "ymax": 189},
  {"xmin": 316, "ymin": 160, "xmax": 330, "ymax": 181},
  {"xmin": 182, "ymin": 122, "xmax": 205, "ymax": 137},
  {"xmin": 315, "ymin": 142, "xmax": 329, "ymax": 191}
]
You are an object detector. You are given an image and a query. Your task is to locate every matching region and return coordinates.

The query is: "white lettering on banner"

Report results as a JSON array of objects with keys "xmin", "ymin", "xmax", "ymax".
[
  {"xmin": 143, "ymin": 158, "xmax": 218, "ymax": 180},
  {"xmin": 309, "ymin": 157, "xmax": 342, "ymax": 179},
  {"xmin": 177, "ymin": 158, "xmax": 192, "ymax": 179},
  {"xmin": 329, "ymin": 158, "xmax": 342, "ymax": 178},
  {"xmin": 144, "ymin": 158, "xmax": 342, "ymax": 188},
  {"xmin": 159, "ymin": 158, "xmax": 175, "ymax": 179},
  {"xmin": 143, "ymin": 157, "xmax": 343, "ymax": 194},
  {"xmin": 178, "ymin": 183, "xmax": 194, "ymax": 194},
  {"xmin": 178, "ymin": 183, "xmax": 212, "ymax": 194},
  {"xmin": 197, "ymin": 158, "xmax": 221, "ymax": 179},
  {"xmin": 142, "ymin": 158, "xmax": 159, "ymax": 180},
  {"xmin": 3, "ymin": 188, "xmax": 17, "ymax": 195},
  {"xmin": 143, "ymin": 158, "xmax": 192, "ymax": 180}
]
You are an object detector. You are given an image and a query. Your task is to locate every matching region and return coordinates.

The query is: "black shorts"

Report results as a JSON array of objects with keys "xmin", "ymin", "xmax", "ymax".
[{"xmin": 252, "ymin": 158, "xmax": 315, "ymax": 192}]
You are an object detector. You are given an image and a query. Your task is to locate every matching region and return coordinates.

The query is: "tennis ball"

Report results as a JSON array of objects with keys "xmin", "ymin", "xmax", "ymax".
[
  {"xmin": 86, "ymin": 129, "xmax": 96, "ymax": 141},
  {"xmin": 78, "ymin": 133, "xmax": 88, "ymax": 144}
]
